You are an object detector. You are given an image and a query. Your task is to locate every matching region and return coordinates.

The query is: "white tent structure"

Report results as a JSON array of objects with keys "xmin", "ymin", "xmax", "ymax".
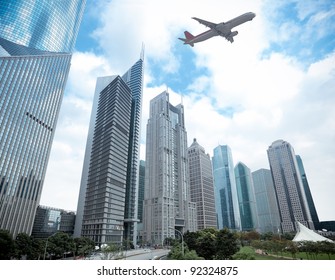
[{"xmin": 293, "ymin": 222, "xmax": 334, "ymax": 243}]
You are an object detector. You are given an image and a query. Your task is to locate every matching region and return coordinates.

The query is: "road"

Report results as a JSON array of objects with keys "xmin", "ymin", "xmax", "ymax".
[
  {"xmin": 124, "ymin": 249, "xmax": 170, "ymax": 260},
  {"xmin": 85, "ymin": 249, "xmax": 170, "ymax": 260}
]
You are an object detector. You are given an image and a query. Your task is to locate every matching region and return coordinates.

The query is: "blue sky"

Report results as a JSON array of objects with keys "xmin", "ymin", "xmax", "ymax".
[{"xmin": 41, "ymin": 0, "xmax": 335, "ymax": 221}]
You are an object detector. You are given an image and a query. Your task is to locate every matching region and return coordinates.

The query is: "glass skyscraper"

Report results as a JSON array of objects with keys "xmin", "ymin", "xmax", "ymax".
[
  {"xmin": 267, "ymin": 140, "xmax": 313, "ymax": 233},
  {"xmin": 252, "ymin": 169, "xmax": 280, "ymax": 233},
  {"xmin": 0, "ymin": 0, "xmax": 86, "ymax": 237},
  {"xmin": 296, "ymin": 155, "xmax": 319, "ymax": 229},
  {"xmin": 212, "ymin": 145, "xmax": 240, "ymax": 230},
  {"xmin": 122, "ymin": 54, "xmax": 144, "ymax": 245},
  {"xmin": 234, "ymin": 162, "xmax": 259, "ymax": 231}
]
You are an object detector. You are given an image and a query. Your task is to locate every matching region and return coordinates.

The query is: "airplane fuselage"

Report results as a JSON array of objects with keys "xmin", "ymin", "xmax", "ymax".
[{"xmin": 180, "ymin": 12, "xmax": 256, "ymax": 46}]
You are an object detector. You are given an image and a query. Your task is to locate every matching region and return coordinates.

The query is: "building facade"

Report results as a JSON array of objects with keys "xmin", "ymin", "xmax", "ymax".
[
  {"xmin": 74, "ymin": 75, "xmax": 132, "ymax": 246},
  {"xmin": 143, "ymin": 91, "xmax": 197, "ymax": 245},
  {"xmin": 234, "ymin": 162, "xmax": 259, "ymax": 231},
  {"xmin": 212, "ymin": 145, "xmax": 240, "ymax": 230},
  {"xmin": 296, "ymin": 155, "xmax": 319, "ymax": 229},
  {"xmin": 188, "ymin": 138, "xmax": 217, "ymax": 230},
  {"xmin": 122, "ymin": 55, "xmax": 144, "ymax": 245},
  {"xmin": 137, "ymin": 160, "xmax": 145, "ymax": 223},
  {"xmin": 267, "ymin": 140, "xmax": 313, "ymax": 233},
  {"xmin": 31, "ymin": 205, "xmax": 76, "ymax": 239},
  {"xmin": 252, "ymin": 169, "xmax": 281, "ymax": 233},
  {"xmin": 0, "ymin": 0, "xmax": 85, "ymax": 237}
]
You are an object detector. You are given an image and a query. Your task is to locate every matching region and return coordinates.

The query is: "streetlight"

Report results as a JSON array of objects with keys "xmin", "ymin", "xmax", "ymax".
[
  {"xmin": 43, "ymin": 232, "xmax": 57, "ymax": 260},
  {"xmin": 169, "ymin": 227, "xmax": 184, "ymax": 256}
]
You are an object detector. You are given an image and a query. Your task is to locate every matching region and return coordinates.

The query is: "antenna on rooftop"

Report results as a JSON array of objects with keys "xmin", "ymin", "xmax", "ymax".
[{"xmin": 140, "ymin": 42, "xmax": 145, "ymax": 60}]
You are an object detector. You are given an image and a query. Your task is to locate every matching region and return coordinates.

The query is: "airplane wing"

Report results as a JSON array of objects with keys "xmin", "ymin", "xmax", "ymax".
[{"xmin": 192, "ymin": 17, "xmax": 219, "ymax": 29}]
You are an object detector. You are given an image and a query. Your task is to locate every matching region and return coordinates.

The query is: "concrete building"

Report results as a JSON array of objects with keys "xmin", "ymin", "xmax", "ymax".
[
  {"xmin": 143, "ymin": 91, "xmax": 197, "ymax": 245},
  {"xmin": 74, "ymin": 54, "xmax": 144, "ymax": 246},
  {"xmin": 74, "ymin": 75, "xmax": 132, "ymax": 246},
  {"xmin": 188, "ymin": 138, "xmax": 217, "ymax": 230}
]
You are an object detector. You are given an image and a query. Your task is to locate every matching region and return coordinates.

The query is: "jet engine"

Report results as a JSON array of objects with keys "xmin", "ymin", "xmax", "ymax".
[{"xmin": 227, "ymin": 31, "xmax": 238, "ymax": 43}]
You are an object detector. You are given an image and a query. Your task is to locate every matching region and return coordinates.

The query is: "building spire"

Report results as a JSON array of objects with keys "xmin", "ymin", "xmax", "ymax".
[{"xmin": 140, "ymin": 42, "xmax": 145, "ymax": 60}]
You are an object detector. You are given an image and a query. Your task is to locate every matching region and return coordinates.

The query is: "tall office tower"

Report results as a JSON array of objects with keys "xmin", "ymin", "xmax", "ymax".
[
  {"xmin": 0, "ymin": 0, "xmax": 86, "ymax": 237},
  {"xmin": 296, "ymin": 155, "xmax": 319, "ymax": 229},
  {"xmin": 74, "ymin": 75, "xmax": 132, "ymax": 246},
  {"xmin": 267, "ymin": 140, "xmax": 313, "ymax": 233},
  {"xmin": 121, "ymin": 54, "xmax": 144, "ymax": 245},
  {"xmin": 212, "ymin": 145, "xmax": 240, "ymax": 230},
  {"xmin": 252, "ymin": 169, "xmax": 281, "ymax": 233},
  {"xmin": 188, "ymin": 138, "xmax": 217, "ymax": 230},
  {"xmin": 143, "ymin": 91, "xmax": 197, "ymax": 245},
  {"xmin": 234, "ymin": 162, "xmax": 259, "ymax": 231}
]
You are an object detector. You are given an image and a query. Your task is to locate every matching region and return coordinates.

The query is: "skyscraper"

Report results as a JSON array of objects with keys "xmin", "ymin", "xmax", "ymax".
[
  {"xmin": 212, "ymin": 145, "xmax": 240, "ymax": 230},
  {"xmin": 74, "ymin": 55, "xmax": 144, "ymax": 246},
  {"xmin": 74, "ymin": 75, "xmax": 132, "ymax": 246},
  {"xmin": 143, "ymin": 91, "xmax": 197, "ymax": 245},
  {"xmin": 188, "ymin": 138, "xmax": 217, "ymax": 230},
  {"xmin": 296, "ymin": 155, "xmax": 319, "ymax": 229},
  {"xmin": 267, "ymin": 140, "xmax": 313, "ymax": 233},
  {"xmin": 122, "ymin": 54, "xmax": 144, "ymax": 245},
  {"xmin": 252, "ymin": 169, "xmax": 281, "ymax": 233},
  {"xmin": 234, "ymin": 162, "xmax": 258, "ymax": 231},
  {"xmin": 0, "ymin": 0, "xmax": 86, "ymax": 237}
]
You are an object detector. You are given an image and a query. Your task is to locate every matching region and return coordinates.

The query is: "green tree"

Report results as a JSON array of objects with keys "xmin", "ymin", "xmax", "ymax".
[
  {"xmin": 183, "ymin": 231, "xmax": 199, "ymax": 251},
  {"xmin": 319, "ymin": 241, "xmax": 335, "ymax": 260},
  {"xmin": 167, "ymin": 242, "xmax": 203, "ymax": 260},
  {"xmin": 14, "ymin": 233, "xmax": 32, "ymax": 259},
  {"xmin": 0, "ymin": 229, "xmax": 14, "ymax": 260},
  {"xmin": 285, "ymin": 241, "xmax": 299, "ymax": 259},
  {"xmin": 195, "ymin": 228, "xmax": 218, "ymax": 260},
  {"xmin": 215, "ymin": 228, "xmax": 239, "ymax": 259},
  {"xmin": 74, "ymin": 237, "xmax": 95, "ymax": 258},
  {"xmin": 30, "ymin": 238, "xmax": 45, "ymax": 260},
  {"xmin": 46, "ymin": 232, "xmax": 75, "ymax": 259},
  {"xmin": 100, "ymin": 243, "xmax": 123, "ymax": 260}
]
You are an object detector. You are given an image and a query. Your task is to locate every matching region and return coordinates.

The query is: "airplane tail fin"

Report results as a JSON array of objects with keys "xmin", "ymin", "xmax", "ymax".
[
  {"xmin": 178, "ymin": 31, "xmax": 195, "ymax": 47},
  {"xmin": 184, "ymin": 31, "xmax": 195, "ymax": 40}
]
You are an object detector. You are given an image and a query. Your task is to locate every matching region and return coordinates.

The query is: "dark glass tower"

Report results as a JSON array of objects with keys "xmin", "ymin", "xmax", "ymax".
[
  {"xmin": 296, "ymin": 155, "xmax": 319, "ymax": 229},
  {"xmin": 0, "ymin": 0, "xmax": 86, "ymax": 237},
  {"xmin": 122, "ymin": 54, "xmax": 144, "ymax": 245},
  {"xmin": 234, "ymin": 162, "xmax": 258, "ymax": 231}
]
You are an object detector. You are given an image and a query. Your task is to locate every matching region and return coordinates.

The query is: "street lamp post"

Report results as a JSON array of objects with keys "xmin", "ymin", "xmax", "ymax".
[
  {"xmin": 43, "ymin": 232, "xmax": 57, "ymax": 260},
  {"xmin": 169, "ymin": 227, "xmax": 184, "ymax": 256}
]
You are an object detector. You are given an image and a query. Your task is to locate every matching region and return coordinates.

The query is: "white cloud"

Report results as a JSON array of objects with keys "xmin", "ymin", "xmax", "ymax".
[{"xmin": 41, "ymin": 0, "xmax": 335, "ymax": 222}]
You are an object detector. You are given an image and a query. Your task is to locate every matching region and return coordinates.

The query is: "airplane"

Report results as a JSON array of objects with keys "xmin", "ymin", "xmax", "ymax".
[{"xmin": 178, "ymin": 12, "xmax": 256, "ymax": 46}]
